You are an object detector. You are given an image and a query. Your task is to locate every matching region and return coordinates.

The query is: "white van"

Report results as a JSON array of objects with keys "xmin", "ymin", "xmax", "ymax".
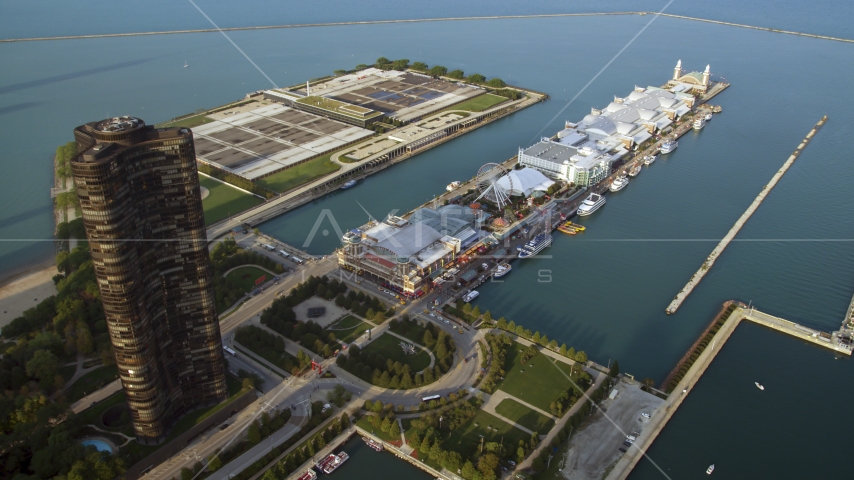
[{"xmin": 262, "ymin": 244, "xmax": 275, "ymax": 251}]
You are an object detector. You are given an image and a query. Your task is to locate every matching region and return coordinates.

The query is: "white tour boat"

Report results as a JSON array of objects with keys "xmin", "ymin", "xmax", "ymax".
[
  {"xmin": 643, "ymin": 154, "xmax": 657, "ymax": 165},
  {"xmin": 660, "ymin": 140, "xmax": 678, "ymax": 154},
  {"xmin": 755, "ymin": 382, "xmax": 764, "ymax": 390},
  {"xmin": 609, "ymin": 176, "xmax": 629, "ymax": 192},
  {"xmin": 493, "ymin": 263, "xmax": 512, "ymax": 278},
  {"xmin": 518, "ymin": 233, "xmax": 552, "ymax": 258},
  {"xmin": 577, "ymin": 193, "xmax": 606, "ymax": 216},
  {"xmin": 462, "ymin": 290, "xmax": 479, "ymax": 302},
  {"xmin": 693, "ymin": 117, "xmax": 706, "ymax": 130},
  {"xmin": 704, "ymin": 112, "xmax": 713, "ymax": 121},
  {"xmin": 706, "ymin": 464, "xmax": 715, "ymax": 475},
  {"xmin": 446, "ymin": 181, "xmax": 461, "ymax": 192}
]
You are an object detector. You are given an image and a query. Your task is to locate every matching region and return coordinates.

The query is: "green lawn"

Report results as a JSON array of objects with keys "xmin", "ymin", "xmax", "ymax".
[
  {"xmin": 446, "ymin": 93, "xmax": 507, "ymax": 112},
  {"xmin": 255, "ymin": 153, "xmax": 341, "ymax": 192},
  {"xmin": 199, "ymin": 175, "xmax": 264, "ymax": 225},
  {"xmin": 159, "ymin": 114, "xmax": 215, "ymax": 128},
  {"xmin": 494, "ymin": 398, "xmax": 555, "ymax": 433},
  {"xmin": 65, "ymin": 365, "xmax": 119, "ymax": 402},
  {"xmin": 330, "ymin": 315, "xmax": 371, "ymax": 344},
  {"xmin": 388, "ymin": 321, "xmax": 429, "ymax": 345},
  {"xmin": 361, "ymin": 333, "xmax": 431, "ymax": 372},
  {"xmin": 441, "ymin": 410, "xmax": 529, "ymax": 459},
  {"xmin": 356, "ymin": 416, "xmax": 400, "ymax": 443},
  {"xmin": 225, "ymin": 265, "xmax": 272, "ymax": 291},
  {"xmin": 494, "ymin": 341, "xmax": 577, "ymax": 412}
]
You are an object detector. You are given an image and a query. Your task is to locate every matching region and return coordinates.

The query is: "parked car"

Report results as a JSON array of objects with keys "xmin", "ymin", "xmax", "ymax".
[
  {"xmin": 220, "ymin": 424, "xmax": 229, "ymax": 430},
  {"xmin": 619, "ymin": 447, "xmax": 627, "ymax": 453},
  {"xmin": 641, "ymin": 412, "xmax": 650, "ymax": 418}
]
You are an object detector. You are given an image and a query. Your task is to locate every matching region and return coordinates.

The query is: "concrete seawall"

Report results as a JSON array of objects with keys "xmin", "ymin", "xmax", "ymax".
[
  {"xmin": 607, "ymin": 304, "xmax": 849, "ymax": 480},
  {"xmin": 666, "ymin": 116, "xmax": 828, "ymax": 314},
  {"xmin": 5, "ymin": 12, "xmax": 854, "ymax": 44}
]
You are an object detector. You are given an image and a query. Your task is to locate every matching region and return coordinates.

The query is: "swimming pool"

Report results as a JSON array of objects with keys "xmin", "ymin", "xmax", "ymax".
[{"xmin": 80, "ymin": 439, "xmax": 113, "ymax": 454}]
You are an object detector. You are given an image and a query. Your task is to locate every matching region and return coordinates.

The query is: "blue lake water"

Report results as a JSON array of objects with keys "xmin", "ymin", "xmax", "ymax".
[{"xmin": 2, "ymin": 2, "xmax": 853, "ymax": 478}]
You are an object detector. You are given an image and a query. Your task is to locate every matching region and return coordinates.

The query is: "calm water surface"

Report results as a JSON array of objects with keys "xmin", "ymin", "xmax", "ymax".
[{"xmin": 1, "ymin": 4, "xmax": 853, "ymax": 478}]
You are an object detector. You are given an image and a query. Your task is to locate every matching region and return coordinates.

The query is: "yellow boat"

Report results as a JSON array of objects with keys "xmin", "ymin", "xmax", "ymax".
[{"xmin": 558, "ymin": 221, "xmax": 585, "ymax": 234}]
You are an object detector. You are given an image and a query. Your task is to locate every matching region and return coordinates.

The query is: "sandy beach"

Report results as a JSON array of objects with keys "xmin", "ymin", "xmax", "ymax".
[{"xmin": 0, "ymin": 263, "xmax": 58, "ymax": 330}]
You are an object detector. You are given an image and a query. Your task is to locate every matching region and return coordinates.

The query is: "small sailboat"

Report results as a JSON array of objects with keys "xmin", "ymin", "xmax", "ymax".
[
  {"xmin": 755, "ymin": 382, "xmax": 764, "ymax": 390},
  {"xmin": 706, "ymin": 464, "xmax": 715, "ymax": 474},
  {"xmin": 183, "ymin": 60, "xmax": 189, "ymax": 68}
]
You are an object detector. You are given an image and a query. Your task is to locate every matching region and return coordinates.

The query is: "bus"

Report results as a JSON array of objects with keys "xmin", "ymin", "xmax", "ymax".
[
  {"xmin": 421, "ymin": 395, "xmax": 441, "ymax": 403},
  {"xmin": 278, "ymin": 250, "xmax": 290, "ymax": 258},
  {"xmin": 262, "ymin": 244, "xmax": 275, "ymax": 251},
  {"xmin": 290, "ymin": 256, "xmax": 304, "ymax": 265},
  {"xmin": 223, "ymin": 346, "xmax": 236, "ymax": 356}
]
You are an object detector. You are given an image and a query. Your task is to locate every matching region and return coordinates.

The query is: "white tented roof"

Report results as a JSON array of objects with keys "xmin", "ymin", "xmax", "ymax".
[{"xmin": 496, "ymin": 168, "xmax": 555, "ymax": 197}]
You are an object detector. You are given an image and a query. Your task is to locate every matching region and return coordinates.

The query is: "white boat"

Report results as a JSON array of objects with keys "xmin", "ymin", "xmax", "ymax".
[
  {"xmin": 628, "ymin": 164, "xmax": 642, "ymax": 177},
  {"xmin": 755, "ymin": 382, "xmax": 764, "ymax": 390},
  {"xmin": 577, "ymin": 193, "xmax": 606, "ymax": 216},
  {"xmin": 340, "ymin": 179, "xmax": 357, "ymax": 190},
  {"xmin": 693, "ymin": 117, "xmax": 706, "ymax": 130},
  {"xmin": 183, "ymin": 60, "xmax": 188, "ymax": 68},
  {"xmin": 518, "ymin": 233, "xmax": 552, "ymax": 258},
  {"xmin": 462, "ymin": 290, "xmax": 479, "ymax": 302},
  {"xmin": 643, "ymin": 155, "xmax": 656, "ymax": 165},
  {"xmin": 493, "ymin": 263, "xmax": 512, "ymax": 278},
  {"xmin": 446, "ymin": 181, "xmax": 461, "ymax": 192},
  {"xmin": 660, "ymin": 140, "xmax": 678, "ymax": 154},
  {"xmin": 706, "ymin": 464, "xmax": 715, "ymax": 474},
  {"xmin": 609, "ymin": 176, "xmax": 629, "ymax": 192},
  {"xmin": 704, "ymin": 112, "xmax": 713, "ymax": 121}
]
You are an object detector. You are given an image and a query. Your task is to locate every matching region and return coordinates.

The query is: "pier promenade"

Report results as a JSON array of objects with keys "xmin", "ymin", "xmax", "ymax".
[{"xmin": 666, "ymin": 115, "xmax": 828, "ymax": 314}]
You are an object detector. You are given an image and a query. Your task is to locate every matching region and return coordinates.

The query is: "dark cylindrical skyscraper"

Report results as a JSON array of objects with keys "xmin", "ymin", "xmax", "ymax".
[{"xmin": 71, "ymin": 116, "xmax": 226, "ymax": 443}]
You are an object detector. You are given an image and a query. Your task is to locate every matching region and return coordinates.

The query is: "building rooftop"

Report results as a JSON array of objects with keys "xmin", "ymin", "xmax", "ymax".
[{"xmin": 521, "ymin": 140, "xmax": 577, "ymax": 165}]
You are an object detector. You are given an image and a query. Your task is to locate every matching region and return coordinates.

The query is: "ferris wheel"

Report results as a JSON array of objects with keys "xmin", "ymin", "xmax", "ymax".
[{"xmin": 475, "ymin": 163, "xmax": 513, "ymax": 210}]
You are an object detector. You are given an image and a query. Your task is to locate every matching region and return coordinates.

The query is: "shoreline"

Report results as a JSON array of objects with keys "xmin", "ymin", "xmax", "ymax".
[{"xmin": 0, "ymin": 261, "xmax": 58, "ymax": 329}]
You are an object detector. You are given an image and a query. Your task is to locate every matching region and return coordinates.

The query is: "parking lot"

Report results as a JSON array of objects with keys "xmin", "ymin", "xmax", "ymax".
[{"xmin": 558, "ymin": 381, "xmax": 664, "ymax": 480}]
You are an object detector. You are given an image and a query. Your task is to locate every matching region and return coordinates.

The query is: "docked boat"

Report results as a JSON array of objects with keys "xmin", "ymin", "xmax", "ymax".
[
  {"xmin": 643, "ymin": 155, "xmax": 656, "ymax": 166},
  {"xmin": 660, "ymin": 139, "xmax": 678, "ymax": 154},
  {"xmin": 518, "ymin": 233, "xmax": 552, "ymax": 258},
  {"xmin": 577, "ymin": 193, "xmax": 606, "ymax": 216},
  {"xmin": 462, "ymin": 290, "xmax": 479, "ymax": 302},
  {"xmin": 755, "ymin": 382, "xmax": 764, "ymax": 390},
  {"xmin": 446, "ymin": 181, "xmax": 461, "ymax": 192},
  {"xmin": 628, "ymin": 164, "xmax": 642, "ymax": 177},
  {"xmin": 704, "ymin": 112, "xmax": 713, "ymax": 121},
  {"xmin": 693, "ymin": 117, "xmax": 706, "ymax": 130},
  {"xmin": 340, "ymin": 179, "xmax": 357, "ymax": 190},
  {"xmin": 363, "ymin": 437, "xmax": 383, "ymax": 451},
  {"xmin": 706, "ymin": 464, "xmax": 715, "ymax": 475},
  {"xmin": 317, "ymin": 452, "xmax": 349, "ymax": 474},
  {"xmin": 610, "ymin": 176, "xmax": 629, "ymax": 192},
  {"xmin": 296, "ymin": 470, "xmax": 317, "ymax": 480},
  {"xmin": 557, "ymin": 221, "xmax": 584, "ymax": 235},
  {"xmin": 493, "ymin": 263, "xmax": 512, "ymax": 278}
]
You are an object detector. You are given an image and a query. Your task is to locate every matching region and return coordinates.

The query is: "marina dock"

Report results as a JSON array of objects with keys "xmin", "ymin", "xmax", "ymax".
[{"xmin": 666, "ymin": 115, "xmax": 828, "ymax": 314}]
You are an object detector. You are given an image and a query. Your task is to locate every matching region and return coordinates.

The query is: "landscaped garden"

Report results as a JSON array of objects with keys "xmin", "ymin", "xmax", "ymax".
[
  {"xmin": 255, "ymin": 152, "xmax": 341, "ymax": 193},
  {"xmin": 328, "ymin": 315, "xmax": 370, "ymax": 344},
  {"xmin": 446, "ymin": 93, "xmax": 508, "ymax": 112},
  {"xmin": 224, "ymin": 265, "xmax": 273, "ymax": 292},
  {"xmin": 360, "ymin": 333, "xmax": 431, "ymax": 372},
  {"xmin": 441, "ymin": 410, "xmax": 531, "ymax": 459}
]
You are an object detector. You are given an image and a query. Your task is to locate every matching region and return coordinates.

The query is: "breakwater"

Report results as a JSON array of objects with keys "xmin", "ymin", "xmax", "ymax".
[
  {"xmin": 4, "ymin": 12, "xmax": 854, "ymax": 44},
  {"xmin": 666, "ymin": 116, "xmax": 828, "ymax": 314}
]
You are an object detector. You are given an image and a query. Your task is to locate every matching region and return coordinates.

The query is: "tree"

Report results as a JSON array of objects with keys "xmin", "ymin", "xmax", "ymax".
[
  {"xmin": 487, "ymin": 78, "xmax": 506, "ymax": 88},
  {"xmin": 389, "ymin": 419, "xmax": 401, "ymax": 438},
  {"xmin": 467, "ymin": 73, "xmax": 486, "ymax": 83},
  {"xmin": 411, "ymin": 61, "xmax": 429, "ymax": 71},
  {"xmin": 333, "ymin": 69, "xmax": 347, "ymax": 76},
  {"xmin": 609, "ymin": 360, "xmax": 620, "ymax": 377},
  {"xmin": 380, "ymin": 417, "xmax": 392, "ymax": 432},
  {"xmin": 376, "ymin": 57, "xmax": 390, "ymax": 65},
  {"xmin": 26, "ymin": 349, "xmax": 59, "ymax": 387},
  {"xmin": 429, "ymin": 65, "xmax": 448, "ymax": 76},
  {"xmin": 461, "ymin": 460, "xmax": 477, "ymax": 479},
  {"xmin": 247, "ymin": 421, "xmax": 261, "ymax": 444},
  {"xmin": 472, "ymin": 305, "xmax": 481, "ymax": 317},
  {"xmin": 575, "ymin": 350, "xmax": 588, "ymax": 364},
  {"xmin": 373, "ymin": 311, "xmax": 386, "ymax": 323},
  {"xmin": 462, "ymin": 303, "xmax": 472, "ymax": 314},
  {"xmin": 207, "ymin": 454, "xmax": 222, "ymax": 471},
  {"xmin": 76, "ymin": 321, "xmax": 95, "ymax": 355},
  {"xmin": 447, "ymin": 69, "xmax": 465, "ymax": 79},
  {"xmin": 532, "ymin": 331, "xmax": 541, "ymax": 344},
  {"xmin": 181, "ymin": 467, "xmax": 193, "ymax": 480}
]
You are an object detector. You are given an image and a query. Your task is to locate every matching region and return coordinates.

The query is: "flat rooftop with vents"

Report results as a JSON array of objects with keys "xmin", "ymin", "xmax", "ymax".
[{"xmin": 192, "ymin": 103, "xmax": 373, "ymax": 180}]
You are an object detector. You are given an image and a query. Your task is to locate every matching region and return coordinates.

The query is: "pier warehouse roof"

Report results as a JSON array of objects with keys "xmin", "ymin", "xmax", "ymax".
[{"xmin": 495, "ymin": 168, "xmax": 555, "ymax": 197}]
